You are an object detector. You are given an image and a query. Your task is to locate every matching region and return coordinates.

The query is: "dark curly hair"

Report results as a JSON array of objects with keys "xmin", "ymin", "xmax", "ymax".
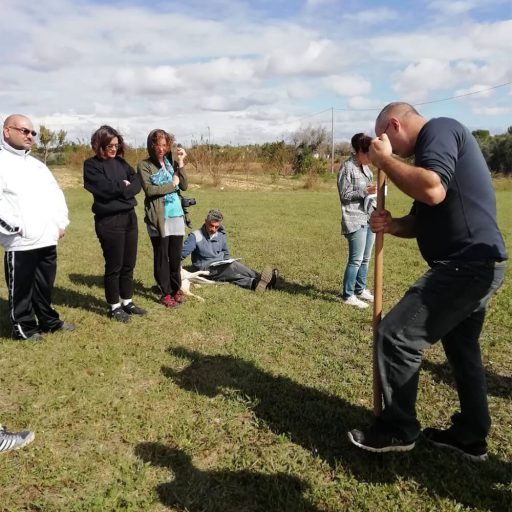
[
  {"xmin": 91, "ymin": 125, "xmax": 125, "ymax": 158},
  {"xmin": 351, "ymin": 133, "xmax": 372, "ymax": 154}
]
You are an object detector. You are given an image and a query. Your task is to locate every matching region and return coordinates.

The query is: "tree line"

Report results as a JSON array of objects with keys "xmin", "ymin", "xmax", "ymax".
[{"xmin": 34, "ymin": 124, "xmax": 512, "ymax": 177}]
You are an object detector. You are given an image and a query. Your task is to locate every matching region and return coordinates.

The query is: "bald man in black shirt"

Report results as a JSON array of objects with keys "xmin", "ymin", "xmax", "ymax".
[{"xmin": 348, "ymin": 102, "xmax": 507, "ymax": 461}]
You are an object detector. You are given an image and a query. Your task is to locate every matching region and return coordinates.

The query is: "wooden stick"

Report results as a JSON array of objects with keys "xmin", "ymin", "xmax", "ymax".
[{"xmin": 372, "ymin": 169, "xmax": 386, "ymax": 416}]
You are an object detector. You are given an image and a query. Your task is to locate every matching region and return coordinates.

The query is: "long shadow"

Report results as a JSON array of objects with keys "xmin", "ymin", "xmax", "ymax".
[
  {"xmin": 0, "ymin": 286, "xmax": 107, "ymax": 330},
  {"xmin": 164, "ymin": 347, "xmax": 511, "ymax": 512},
  {"xmin": 52, "ymin": 285, "xmax": 107, "ymax": 315},
  {"xmin": 422, "ymin": 359, "xmax": 512, "ymax": 400},
  {"xmin": 68, "ymin": 273, "xmax": 156, "ymax": 301},
  {"xmin": 135, "ymin": 442, "xmax": 321, "ymax": 512},
  {"xmin": 276, "ymin": 277, "xmax": 340, "ymax": 303},
  {"xmin": 0, "ymin": 297, "xmax": 10, "ymax": 337}
]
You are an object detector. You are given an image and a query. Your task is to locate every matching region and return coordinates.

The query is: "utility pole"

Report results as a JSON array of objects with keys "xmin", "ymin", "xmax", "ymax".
[
  {"xmin": 208, "ymin": 125, "xmax": 212, "ymax": 176},
  {"xmin": 331, "ymin": 107, "xmax": 335, "ymax": 173}
]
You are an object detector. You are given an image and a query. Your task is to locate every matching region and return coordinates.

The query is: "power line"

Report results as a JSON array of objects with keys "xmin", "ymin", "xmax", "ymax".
[{"xmin": 332, "ymin": 81, "xmax": 512, "ymax": 112}]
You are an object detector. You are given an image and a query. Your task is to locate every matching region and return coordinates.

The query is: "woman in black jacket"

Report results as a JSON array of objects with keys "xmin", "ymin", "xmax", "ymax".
[{"xmin": 83, "ymin": 125, "xmax": 146, "ymax": 322}]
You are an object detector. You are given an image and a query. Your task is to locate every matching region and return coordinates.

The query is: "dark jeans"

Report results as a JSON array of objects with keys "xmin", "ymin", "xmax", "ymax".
[
  {"xmin": 150, "ymin": 235, "xmax": 183, "ymax": 295},
  {"xmin": 206, "ymin": 260, "xmax": 260, "ymax": 289},
  {"xmin": 377, "ymin": 259, "xmax": 506, "ymax": 443},
  {"xmin": 4, "ymin": 246, "xmax": 62, "ymax": 338},
  {"xmin": 95, "ymin": 210, "xmax": 138, "ymax": 304}
]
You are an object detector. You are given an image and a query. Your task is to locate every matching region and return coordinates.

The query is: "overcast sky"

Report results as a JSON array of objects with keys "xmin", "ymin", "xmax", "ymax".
[{"xmin": 1, "ymin": 0, "xmax": 511, "ymax": 147}]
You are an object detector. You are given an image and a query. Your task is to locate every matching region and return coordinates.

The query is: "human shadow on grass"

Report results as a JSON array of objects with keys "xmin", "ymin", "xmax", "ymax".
[
  {"xmin": 163, "ymin": 347, "xmax": 511, "ymax": 512},
  {"xmin": 135, "ymin": 442, "xmax": 321, "ymax": 512},
  {"xmin": 51, "ymin": 285, "xmax": 107, "ymax": 315},
  {"xmin": 422, "ymin": 359, "xmax": 512, "ymax": 400},
  {"xmin": 0, "ymin": 297, "xmax": 11, "ymax": 337},
  {"xmin": 0, "ymin": 287, "xmax": 107, "ymax": 330},
  {"xmin": 69, "ymin": 273, "xmax": 156, "ymax": 301},
  {"xmin": 275, "ymin": 277, "xmax": 341, "ymax": 303}
]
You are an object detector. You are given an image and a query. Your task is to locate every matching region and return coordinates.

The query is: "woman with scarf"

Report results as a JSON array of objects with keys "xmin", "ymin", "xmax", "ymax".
[{"xmin": 138, "ymin": 129, "xmax": 188, "ymax": 309}]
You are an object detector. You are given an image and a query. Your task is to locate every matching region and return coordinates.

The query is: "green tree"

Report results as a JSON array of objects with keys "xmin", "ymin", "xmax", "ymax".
[{"xmin": 38, "ymin": 125, "xmax": 56, "ymax": 165}]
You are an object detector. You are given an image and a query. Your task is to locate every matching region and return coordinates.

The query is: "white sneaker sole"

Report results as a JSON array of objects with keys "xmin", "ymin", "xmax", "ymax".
[
  {"xmin": 426, "ymin": 438, "xmax": 488, "ymax": 462},
  {"xmin": 347, "ymin": 431, "xmax": 415, "ymax": 453}
]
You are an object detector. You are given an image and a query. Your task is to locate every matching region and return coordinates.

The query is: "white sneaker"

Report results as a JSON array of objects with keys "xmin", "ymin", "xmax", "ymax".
[
  {"xmin": 356, "ymin": 289, "xmax": 374, "ymax": 302},
  {"xmin": 342, "ymin": 295, "xmax": 369, "ymax": 309}
]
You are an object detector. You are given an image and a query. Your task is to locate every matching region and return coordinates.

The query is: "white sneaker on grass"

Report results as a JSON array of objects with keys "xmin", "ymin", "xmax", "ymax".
[
  {"xmin": 342, "ymin": 295, "xmax": 369, "ymax": 309},
  {"xmin": 356, "ymin": 289, "xmax": 374, "ymax": 302},
  {"xmin": 0, "ymin": 425, "xmax": 35, "ymax": 454}
]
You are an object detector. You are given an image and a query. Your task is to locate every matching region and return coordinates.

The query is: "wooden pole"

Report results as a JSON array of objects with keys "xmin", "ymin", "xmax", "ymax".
[{"xmin": 372, "ymin": 169, "xmax": 386, "ymax": 416}]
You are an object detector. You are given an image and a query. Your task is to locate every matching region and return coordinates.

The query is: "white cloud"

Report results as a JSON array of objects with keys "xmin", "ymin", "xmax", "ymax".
[
  {"xmin": 112, "ymin": 66, "xmax": 184, "ymax": 95},
  {"xmin": 427, "ymin": 0, "xmax": 477, "ymax": 16},
  {"xmin": 0, "ymin": 0, "xmax": 510, "ymax": 144},
  {"xmin": 325, "ymin": 75, "xmax": 372, "ymax": 97},
  {"xmin": 264, "ymin": 39, "xmax": 339, "ymax": 76},
  {"xmin": 343, "ymin": 7, "xmax": 398, "ymax": 24}
]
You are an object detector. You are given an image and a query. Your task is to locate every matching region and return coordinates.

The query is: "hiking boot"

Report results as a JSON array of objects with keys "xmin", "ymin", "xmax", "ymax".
[
  {"xmin": 172, "ymin": 291, "xmax": 185, "ymax": 304},
  {"xmin": 267, "ymin": 268, "xmax": 279, "ymax": 290},
  {"xmin": 0, "ymin": 426, "xmax": 35, "ymax": 454},
  {"xmin": 422, "ymin": 427, "xmax": 488, "ymax": 461},
  {"xmin": 122, "ymin": 302, "xmax": 147, "ymax": 316},
  {"xmin": 160, "ymin": 294, "xmax": 179, "ymax": 309},
  {"xmin": 108, "ymin": 307, "xmax": 131, "ymax": 323},
  {"xmin": 356, "ymin": 289, "xmax": 374, "ymax": 302},
  {"xmin": 256, "ymin": 265, "xmax": 274, "ymax": 292},
  {"xmin": 342, "ymin": 295, "xmax": 369, "ymax": 309},
  {"xmin": 348, "ymin": 421, "xmax": 416, "ymax": 453}
]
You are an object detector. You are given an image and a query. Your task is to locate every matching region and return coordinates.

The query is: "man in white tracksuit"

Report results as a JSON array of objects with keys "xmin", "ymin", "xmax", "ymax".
[{"xmin": 0, "ymin": 114, "xmax": 73, "ymax": 341}]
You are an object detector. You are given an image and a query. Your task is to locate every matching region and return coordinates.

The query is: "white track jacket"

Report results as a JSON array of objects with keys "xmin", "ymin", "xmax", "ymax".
[{"xmin": 0, "ymin": 138, "xmax": 69, "ymax": 251}]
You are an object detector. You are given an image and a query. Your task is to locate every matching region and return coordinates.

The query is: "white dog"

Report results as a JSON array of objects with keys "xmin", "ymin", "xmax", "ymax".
[{"xmin": 180, "ymin": 268, "xmax": 217, "ymax": 302}]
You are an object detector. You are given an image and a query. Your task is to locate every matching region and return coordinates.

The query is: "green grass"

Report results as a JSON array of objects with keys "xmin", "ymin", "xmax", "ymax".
[{"xmin": 0, "ymin": 180, "xmax": 510, "ymax": 511}]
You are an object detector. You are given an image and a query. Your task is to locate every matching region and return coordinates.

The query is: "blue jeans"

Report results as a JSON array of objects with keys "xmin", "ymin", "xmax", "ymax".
[
  {"xmin": 342, "ymin": 225, "xmax": 375, "ymax": 299},
  {"xmin": 377, "ymin": 259, "xmax": 506, "ymax": 443}
]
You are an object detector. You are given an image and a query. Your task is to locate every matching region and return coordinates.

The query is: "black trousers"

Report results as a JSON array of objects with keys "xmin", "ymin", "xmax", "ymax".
[
  {"xmin": 95, "ymin": 210, "xmax": 138, "ymax": 305},
  {"xmin": 4, "ymin": 246, "xmax": 62, "ymax": 339},
  {"xmin": 150, "ymin": 235, "xmax": 183, "ymax": 296}
]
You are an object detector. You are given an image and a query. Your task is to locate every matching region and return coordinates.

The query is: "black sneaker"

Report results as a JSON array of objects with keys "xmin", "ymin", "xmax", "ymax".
[
  {"xmin": 108, "ymin": 307, "xmax": 131, "ymax": 323},
  {"xmin": 348, "ymin": 421, "xmax": 416, "ymax": 453},
  {"xmin": 122, "ymin": 302, "xmax": 147, "ymax": 316},
  {"xmin": 423, "ymin": 427, "xmax": 488, "ymax": 461},
  {"xmin": 43, "ymin": 322, "xmax": 76, "ymax": 333}
]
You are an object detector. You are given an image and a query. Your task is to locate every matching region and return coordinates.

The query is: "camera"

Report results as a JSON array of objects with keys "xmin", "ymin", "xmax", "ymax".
[
  {"xmin": 181, "ymin": 197, "xmax": 196, "ymax": 208},
  {"xmin": 180, "ymin": 195, "xmax": 196, "ymax": 229}
]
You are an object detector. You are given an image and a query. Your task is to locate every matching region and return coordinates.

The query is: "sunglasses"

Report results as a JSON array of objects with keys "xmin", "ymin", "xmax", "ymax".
[
  {"xmin": 105, "ymin": 143, "xmax": 121, "ymax": 150},
  {"xmin": 8, "ymin": 126, "xmax": 37, "ymax": 137}
]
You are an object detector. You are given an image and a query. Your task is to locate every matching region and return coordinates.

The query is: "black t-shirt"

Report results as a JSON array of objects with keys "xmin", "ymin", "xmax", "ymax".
[{"xmin": 411, "ymin": 117, "xmax": 507, "ymax": 264}]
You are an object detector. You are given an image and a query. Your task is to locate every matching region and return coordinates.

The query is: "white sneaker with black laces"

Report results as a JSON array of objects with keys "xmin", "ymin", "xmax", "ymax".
[
  {"xmin": 0, "ymin": 425, "xmax": 35, "ymax": 454},
  {"xmin": 342, "ymin": 295, "xmax": 369, "ymax": 309},
  {"xmin": 356, "ymin": 289, "xmax": 374, "ymax": 302}
]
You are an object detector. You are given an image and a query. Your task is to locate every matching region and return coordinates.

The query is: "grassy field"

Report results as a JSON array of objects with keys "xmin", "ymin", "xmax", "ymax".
[{"xmin": 0, "ymin": 174, "xmax": 510, "ymax": 512}]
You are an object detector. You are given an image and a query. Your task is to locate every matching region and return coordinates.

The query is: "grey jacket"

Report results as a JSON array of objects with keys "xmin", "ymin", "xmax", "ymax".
[{"xmin": 181, "ymin": 225, "xmax": 230, "ymax": 270}]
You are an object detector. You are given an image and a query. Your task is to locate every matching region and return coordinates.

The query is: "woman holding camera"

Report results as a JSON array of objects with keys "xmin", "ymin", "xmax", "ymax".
[
  {"xmin": 337, "ymin": 133, "xmax": 376, "ymax": 309},
  {"xmin": 138, "ymin": 129, "xmax": 188, "ymax": 308},
  {"xmin": 83, "ymin": 125, "xmax": 146, "ymax": 322}
]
